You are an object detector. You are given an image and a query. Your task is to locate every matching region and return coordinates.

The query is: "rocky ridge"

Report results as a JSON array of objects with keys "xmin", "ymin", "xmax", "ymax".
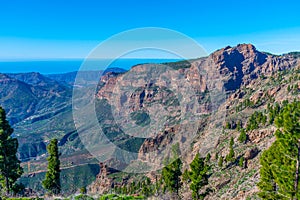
[{"xmin": 88, "ymin": 44, "xmax": 300, "ymax": 199}]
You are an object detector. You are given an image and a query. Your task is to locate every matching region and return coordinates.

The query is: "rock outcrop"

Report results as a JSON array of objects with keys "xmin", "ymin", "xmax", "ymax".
[
  {"xmin": 95, "ymin": 44, "xmax": 299, "ymax": 166},
  {"xmin": 88, "ymin": 162, "xmax": 120, "ymax": 194},
  {"xmin": 91, "ymin": 44, "xmax": 300, "ymax": 198}
]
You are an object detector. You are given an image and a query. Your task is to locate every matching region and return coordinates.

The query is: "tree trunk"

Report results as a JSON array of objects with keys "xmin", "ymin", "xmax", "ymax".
[{"xmin": 294, "ymin": 140, "xmax": 300, "ymax": 200}]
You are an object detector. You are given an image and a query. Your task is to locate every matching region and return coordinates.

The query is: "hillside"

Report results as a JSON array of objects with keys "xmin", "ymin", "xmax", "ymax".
[
  {"xmin": 0, "ymin": 69, "xmax": 127, "ymax": 194},
  {"xmin": 0, "ymin": 44, "xmax": 299, "ymax": 197},
  {"xmin": 86, "ymin": 44, "xmax": 300, "ymax": 199}
]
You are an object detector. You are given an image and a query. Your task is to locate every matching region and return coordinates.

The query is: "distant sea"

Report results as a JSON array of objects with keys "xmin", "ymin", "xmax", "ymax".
[{"xmin": 0, "ymin": 59, "xmax": 181, "ymax": 74}]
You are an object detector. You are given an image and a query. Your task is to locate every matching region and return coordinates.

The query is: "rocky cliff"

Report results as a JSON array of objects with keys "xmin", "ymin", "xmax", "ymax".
[{"xmin": 89, "ymin": 44, "xmax": 300, "ymax": 199}]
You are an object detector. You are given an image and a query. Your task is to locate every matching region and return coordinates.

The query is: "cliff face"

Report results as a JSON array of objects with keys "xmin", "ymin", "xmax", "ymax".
[
  {"xmin": 88, "ymin": 162, "xmax": 119, "ymax": 194},
  {"xmin": 89, "ymin": 44, "xmax": 300, "ymax": 198},
  {"xmin": 210, "ymin": 44, "xmax": 297, "ymax": 91},
  {"xmin": 98, "ymin": 44, "xmax": 297, "ymax": 103},
  {"xmin": 95, "ymin": 44, "xmax": 298, "ymax": 159}
]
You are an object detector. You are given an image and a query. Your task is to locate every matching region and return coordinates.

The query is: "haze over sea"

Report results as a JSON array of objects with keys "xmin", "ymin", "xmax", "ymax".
[{"xmin": 0, "ymin": 58, "xmax": 180, "ymax": 74}]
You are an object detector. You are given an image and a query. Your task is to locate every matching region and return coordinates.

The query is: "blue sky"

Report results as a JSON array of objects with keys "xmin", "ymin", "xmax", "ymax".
[{"xmin": 0, "ymin": 0, "xmax": 300, "ymax": 59}]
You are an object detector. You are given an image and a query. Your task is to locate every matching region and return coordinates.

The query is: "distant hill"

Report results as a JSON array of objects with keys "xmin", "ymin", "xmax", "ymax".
[
  {"xmin": 283, "ymin": 51, "xmax": 300, "ymax": 58},
  {"xmin": 2, "ymin": 72, "xmax": 71, "ymax": 126},
  {"xmin": 46, "ymin": 67, "xmax": 126, "ymax": 86},
  {"xmin": 0, "ymin": 68, "xmax": 127, "ymax": 163}
]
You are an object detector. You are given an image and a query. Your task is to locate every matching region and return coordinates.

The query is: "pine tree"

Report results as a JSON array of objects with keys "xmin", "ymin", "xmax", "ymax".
[
  {"xmin": 225, "ymin": 122, "xmax": 231, "ymax": 129},
  {"xmin": 161, "ymin": 158, "xmax": 182, "ymax": 196},
  {"xmin": 0, "ymin": 107, "xmax": 23, "ymax": 195},
  {"xmin": 182, "ymin": 169, "xmax": 190, "ymax": 183},
  {"xmin": 226, "ymin": 137, "xmax": 235, "ymax": 163},
  {"xmin": 230, "ymin": 136, "xmax": 234, "ymax": 146},
  {"xmin": 218, "ymin": 156, "xmax": 223, "ymax": 168},
  {"xmin": 205, "ymin": 153, "xmax": 211, "ymax": 163},
  {"xmin": 142, "ymin": 183, "xmax": 150, "ymax": 197},
  {"xmin": 42, "ymin": 139, "xmax": 61, "ymax": 195},
  {"xmin": 189, "ymin": 153, "xmax": 210, "ymax": 200},
  {"xmin": 215, "ymin": 153, "xmax": 219, "ymax": 161},
  {"xmin": 239, "ymin": 157, "xmax": 245, "ymax": 168},
  {"xmin": 238, "ymin": 129, "xmax": 247, "ymax": 144},
  {"xmin": 258, "ymin": 101, "xmax": 300, "ymax": 199}
]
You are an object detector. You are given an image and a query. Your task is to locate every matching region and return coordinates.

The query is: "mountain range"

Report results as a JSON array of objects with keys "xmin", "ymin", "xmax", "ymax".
[{"xmin": 0, "ymin": 44, "xmax": 299, "ymax": 197}]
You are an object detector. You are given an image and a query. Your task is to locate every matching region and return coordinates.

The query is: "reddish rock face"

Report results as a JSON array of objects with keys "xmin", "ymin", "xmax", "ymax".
[
  {"xmin": 93, "ymin": 43, "xmax": 299, "ymax": 172},
  {"xmin": 87, "ymin": 44, "xmax": 300, "ymax": 198},
  {"xmin": 89, "ymin": 162, "xmax": 122, "ymax": 194},
  {"xmin": 210, "ymin": 43, "xmax": 297, "ymax": 91}
]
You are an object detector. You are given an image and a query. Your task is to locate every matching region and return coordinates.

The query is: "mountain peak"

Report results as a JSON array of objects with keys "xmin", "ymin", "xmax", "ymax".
[
  {"xmin": 236, "ymin": 43, "xmax": 257, "ymax": 51},
  {"xmin": 210, "ymin": 43, "xmax": 267, "ymax": 68},
  {"xmin": 212, "ymin": 43, "xmax": 259, "ymax": 58}
]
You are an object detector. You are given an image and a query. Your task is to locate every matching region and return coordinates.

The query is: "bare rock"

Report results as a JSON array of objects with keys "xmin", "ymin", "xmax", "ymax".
[{"xmin": 244, "ymin": 147, "xmax": 259, "ymax": 160}]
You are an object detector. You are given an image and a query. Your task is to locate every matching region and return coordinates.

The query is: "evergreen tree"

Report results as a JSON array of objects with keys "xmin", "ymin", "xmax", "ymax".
[
  {"xmin": 205, "ymin": 153, "xmax": 211, "ymax": 163},
  {"xmin": 239, "ymin": 157, "xmax": 245, "ymax": 168},
  {"xmin": 225, "ymin": 122, "xmax": 231, "ymax": 129},
  {"xmin": 0, "ymin": 107, "xmax": 23, "ymax": 195},
  {"xmin": 238, "ymin": 129, "xmax": 247, "ymax": 144},
  {"xmin": 189, "ymin": 153, "xmax": 210, "ymax": 200},
  {"xmin": 226, "ymin": 137, "xmax": 235, "ymax": 163},
  {"xmin": 215, "ymin": 153, "xmax": 219, "ymax": 161},
  {"xmin": 182, "ymin": 169, "xmax": 190, "ymax": 183},
  {"xmin": 218, "ymin": 156, "xmax": 223, "ymax": 168},
  {"xmin": 258, "ymin": 101, "xmax": 300, "ymax": 199},
  {"xmin": 42, "ymin": 139, "xmax": 61, "ymax": 195},
  {"xmin": 142, "ymin": 185, "xmax": 149, "ymax": 196},
  {"xmin": 236, "ymin": 120, "xmax": 242, "ymax": 131},
  {"xmin": 230, "ymin": 137, "xmax": 234, "ymax": 146},
  {"xmin": 161, "ymin": 158, "xmax": 182, "ymax": 196}
]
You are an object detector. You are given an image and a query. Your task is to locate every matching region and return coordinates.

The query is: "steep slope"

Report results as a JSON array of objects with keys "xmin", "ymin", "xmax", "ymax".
[
  {"xmin": 0, "ymin": 68, "xmax": 128, "ymax": 163},
  {"xmin": 0, "ymin": 69, "xmax": 128, "ymax": 194},
  {"xmin": 1, "ymin": 44, "xmax": 298, "ymax": 196},
  {"xmin": 88, "ymin": 44, "xmax": 300, "ymax": 199},
  {"xmin": 92, "ymin": 44, "xmax": 297, "ymax": 164},
  {"xmin": 0, "ymin": 72, "xmax": 76, "ymax": 161},
  {"xmin": 3, "ymin": 72, "xmax": 71, "ymax": 125},
  {"xmin": 0, "ymin": 73, "xmax": 38, "ymax": 125}
]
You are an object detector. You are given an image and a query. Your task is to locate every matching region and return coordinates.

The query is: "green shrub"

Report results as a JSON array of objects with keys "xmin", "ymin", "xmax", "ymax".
[
  {"xmin": 80, "ymin": 186, "xmax": 87, "ymax": 194},
  {"xmin": 75, "ymin": 194, "xmax": 94, "ymax": 200}
]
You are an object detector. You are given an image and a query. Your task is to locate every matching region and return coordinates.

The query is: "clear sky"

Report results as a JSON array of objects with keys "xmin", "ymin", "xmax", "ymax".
[{"xmin": 0, "ymin": 0, "xmax": 300, "ymax": 59}]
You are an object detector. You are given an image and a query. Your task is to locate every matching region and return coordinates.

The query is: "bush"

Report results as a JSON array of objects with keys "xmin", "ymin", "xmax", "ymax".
[
  {"xmin": 98, "ymin": 194, "xmax": 145, "ymax": 200},
  {"xmin": 74, "ymin": 194, "xmax": 94, "ymax": 200},
  {"xmin": 80, "ymin": 187, "xmax": 87, "ymax": 194}
]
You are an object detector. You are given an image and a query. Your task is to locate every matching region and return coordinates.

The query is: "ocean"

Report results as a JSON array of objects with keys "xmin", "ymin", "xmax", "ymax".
[{"xmin": 0, "ymin": 59, "xmax": 181, "ymax": 74}]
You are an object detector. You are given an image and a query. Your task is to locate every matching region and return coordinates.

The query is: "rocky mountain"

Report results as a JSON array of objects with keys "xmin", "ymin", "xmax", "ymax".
[
  {"xmin": 92, "ymin": 44, "xmax": 297, "ymax": 164},
  {"xmin": 87, "ymin": 44, "xmax": 300, "ymax": 199},
  {"xmin": 0, "ymin": 44, "xmax": 299, "ymax": 197}
]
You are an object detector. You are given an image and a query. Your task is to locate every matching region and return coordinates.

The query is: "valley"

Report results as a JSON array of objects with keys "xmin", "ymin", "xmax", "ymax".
[{"xmin": 0, "ymin": 44, "xmax": 299, "ymax": 199}]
